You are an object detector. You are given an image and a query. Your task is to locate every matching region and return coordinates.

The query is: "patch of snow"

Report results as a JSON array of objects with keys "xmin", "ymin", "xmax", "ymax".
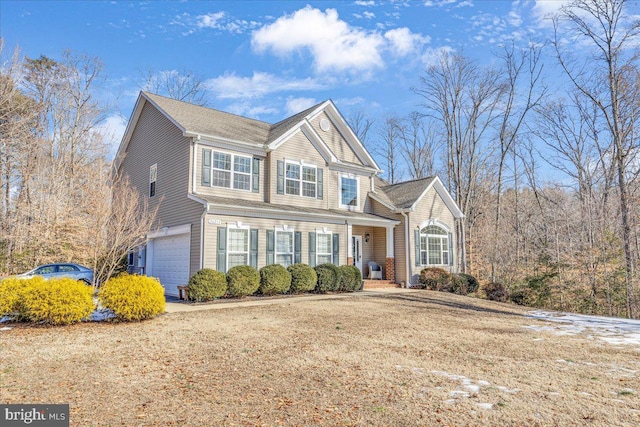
[
  {"xmin": 476, "ymin": 402, "xmax": 493, "ymax": 410},
  {"xmin": 89, "ymin": 309, "xmax": 115, "ymax": 322},
  {"xmin": 496, "ymin": 385, "xmax": 520, "ymax": 394},
  {"xmin": 449, "ymin": 390, "xmax": 470, "ymax": 398},
  {"xmin": 525, "ymin": 310, "xmax": 640, "ymax": 347},
  {"xmin": 464, "ymin": 383, "xmax": 480, "ymax": 393},
  {"xmin": 444, "ymin": 399, "xmax": 456, "ymax": 404},
  {"xmin": 0, "ymin": 326, "xmax": 12, "ymax": 331},
  {"xmin": 477, "ymin": 380, "xmax": 491, "ymax": 386}
]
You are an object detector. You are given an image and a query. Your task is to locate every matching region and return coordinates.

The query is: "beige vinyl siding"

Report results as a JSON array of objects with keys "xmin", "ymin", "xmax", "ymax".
[
  {"xmin": 407, "ymin": 187, "xmax": 458, "ymax": 282},
  {"xmin": 118, "ymin": 101, "xmax": 205, "ymax": 277},
  {"xmin": 372, "ymin": 227, "xmax": 387, "ymax": 266},
  {"xmin": 203, "ymin": 214, "xmax": 348, "ymax": 271},
  {"xmin": 369, "ymin": 199, "xmax": 407, "ymax": 283},
  {"xmin": 310, "ymin": 112, "xmax": 362, "ymax": 165},
  {"xmin": 194, "ymin": 145, "xmax": 266, "ymax": 202},
  {"xmin": 269, "ymin": 130, "xmax": 330, "ymax": 208}
]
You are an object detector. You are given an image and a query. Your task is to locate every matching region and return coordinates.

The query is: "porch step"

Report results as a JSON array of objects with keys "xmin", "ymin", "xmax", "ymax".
[{"xmin": 362, "ymin": 280, "xmax": 399, "ymax": 290}]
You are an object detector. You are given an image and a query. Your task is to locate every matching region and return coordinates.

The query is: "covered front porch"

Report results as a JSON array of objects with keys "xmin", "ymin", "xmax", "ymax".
[{"xmin": 347, "ymin": 223, "xmax": 397, "ymax": 285}]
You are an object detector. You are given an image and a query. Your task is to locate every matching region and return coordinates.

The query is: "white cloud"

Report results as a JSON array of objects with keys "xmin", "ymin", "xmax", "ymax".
[
  {"xmin": 533, "ymin": 0, "xmax": 569, "ymax": 19},
  {"xmin": 96, "ymin": 114, "xmax": 128, "ymax": 158},
  {"xmin": 251, "ymin": 6, "xmax": 385, "ymax": 74},
  {"xmin": 363, "ymin": 11, "xmax": 376, "ymax": 19},
  {"xmin": 197, "ymin": 12, "xmax": 225, "ymax": 28},
  {"xmin": 176, "ymin": 11, "xmax": 261, "ymax": 35},
  {"xmin": 205, "ymin": 72, "xmax": 326, "ymax": 99},
  {"xmin": 384, "ymin": 27, "xmax": 430, "ymax": 56},
  {"xmin": 225, "ymin": 102, "xmax": 279, "ymax": 119},
  {"xmin": 285, "ymin": 97, "xmax": 318, "ymax": 115},
  {"xmin": 354, "ymin": 0, "xmax": 376, "ymax": 5},
  {"xmin": 421, "ymin": 46, "xmax": 454, "ymax": 67}
]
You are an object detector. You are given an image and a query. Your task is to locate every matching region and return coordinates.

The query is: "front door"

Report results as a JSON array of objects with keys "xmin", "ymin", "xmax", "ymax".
[{"xmin": 352, "ymin": 235, "xmax": 363, "ymax": 274}]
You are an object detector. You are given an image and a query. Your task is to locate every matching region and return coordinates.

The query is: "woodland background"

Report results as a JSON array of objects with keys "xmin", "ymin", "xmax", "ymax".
[{"xmin": 1, "ymin": 0, "xmax": 639, "ymax": 317}]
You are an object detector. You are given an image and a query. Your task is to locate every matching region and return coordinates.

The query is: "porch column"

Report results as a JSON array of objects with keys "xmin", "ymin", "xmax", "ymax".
[
  {"xmin": 346, "ymin": 224, "xmax": 354, "ymax": 266},
  {"xmin": 385, "ymin": 226, "xmax": 395, "ymax": 282}
]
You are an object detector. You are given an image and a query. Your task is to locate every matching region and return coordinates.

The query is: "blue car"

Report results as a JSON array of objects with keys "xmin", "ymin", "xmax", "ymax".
[{"xmin": 17, "ymin": 263, "xmax": 95, "ymax": 285}]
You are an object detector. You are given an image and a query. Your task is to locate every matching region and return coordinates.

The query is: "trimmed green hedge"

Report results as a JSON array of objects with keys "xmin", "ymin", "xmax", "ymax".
[
  {"xmin": 339, "ymin": 265, "xmax": 362, "ymax": 292},
  {"xmin": 314, "ymin": 263, "xmax": 341, "ymax": 293},
  {"xmin": 288, "ymin": 264, "xmax": 317, "ymax": 293},
  {"xmin": 259, "ymin": 264, "xmax": 292, "ymax": 295},
  {"xmin": 188, "ymin": 268, "xmax": 227, "ymax": 302},
  {"xmin": 226, "ymin": 265, "xmax": 260, "ymax": 297}
]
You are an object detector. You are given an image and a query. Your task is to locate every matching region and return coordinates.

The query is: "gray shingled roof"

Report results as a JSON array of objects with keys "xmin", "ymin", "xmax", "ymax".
[
  {"xmin": 375, "ymin": 176, "xmax": 436, "ymax": 210},
  {"xmin": 267, "ymin": 101, "xmax": 325, "ymax": 143},
  {"xmin": 144, "ymin": 92, "xmax": 324, "ymax": 146},
  {"xmin": 195, "ymin": 194, "xmax": 398, "ymax": 223}
]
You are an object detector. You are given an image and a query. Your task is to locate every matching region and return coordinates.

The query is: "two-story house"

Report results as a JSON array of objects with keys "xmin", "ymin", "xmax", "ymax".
[{"xmin": 114, "ymin": 92, "xmax": 464, "ymax": 297}]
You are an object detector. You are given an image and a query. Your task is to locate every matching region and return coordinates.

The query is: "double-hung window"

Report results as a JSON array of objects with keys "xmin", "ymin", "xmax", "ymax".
[
  {"xmin": 285, "ymin": 163, "xmax": 300, "ymax": 195},
  {"xmin": 205, "ymin": 149, "xmax": 252, "ymax": 191},
  {"xmin": 316, "ymin": 232, "xmax": 333, "ymax": 265},
  {"xmin": 285, "ymin": 161, "xmax": 316, "ymax": 198},
  {"xmin": 340, "ymin": 175, "xmax": 358, "ymax": 208},
  {"xmin": 228, "ymin": 227, "xmax": 249, "ymax": 268},
  {"xmin": 149, "ymin": 164, "xmax": 157, "ymax": 197},
  {"xmin": 420, "ymin": 225, "xmax": 449, "ymax": 266},
  {"xmin": 275, "ymin": 230, "xmax": 294, "ymax": 267}
]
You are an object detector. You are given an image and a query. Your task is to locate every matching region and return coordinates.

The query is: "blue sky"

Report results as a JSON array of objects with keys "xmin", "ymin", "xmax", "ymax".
[{"xmin": 1, "ymin": 0, "xmax": 570, "ymax": 153}]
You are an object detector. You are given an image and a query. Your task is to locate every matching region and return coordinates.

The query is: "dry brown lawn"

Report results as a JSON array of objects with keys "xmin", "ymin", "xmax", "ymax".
[{"xmin": 1, "ymin": 290, "xmax": 639, "ymax": 426}]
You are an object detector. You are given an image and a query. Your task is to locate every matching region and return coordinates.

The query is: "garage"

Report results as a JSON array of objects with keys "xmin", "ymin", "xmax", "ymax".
[{"xmin": 149, "ymin": 232, "xmax": 190, "ymax": 297}]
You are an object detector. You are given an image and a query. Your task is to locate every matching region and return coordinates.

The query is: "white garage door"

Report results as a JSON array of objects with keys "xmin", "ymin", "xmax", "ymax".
[{"xmin": 151, "ymin": 233, "xmax": 190, "ymax": 296}]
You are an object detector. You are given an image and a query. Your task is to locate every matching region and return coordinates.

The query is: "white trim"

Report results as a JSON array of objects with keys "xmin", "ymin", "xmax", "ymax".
[
  {"xmin": 226, "ymin": 222, "xmax": 251, "ymax": 269},
  {"xmin": 418, "ymin": 223, "xmax": 450, "ymax": 267},
  {"xmin": 204, "ymin": 202, "xmax": 400, "ymax": 226},
  {"xmin": 197, "ymin": 137, "xmax": 267, "ymax": 157},
  {"xmin": 415, "ymin": 177, "xmax": 464, "ymax": 218},
  {"xmin": 401, "ymin": 211, "xmax": 411, "ymax": 286},
  {"xmin": 203, "ymin": 148, "xmax": 253, "ymax": 192},
  {"xmin": 274, "ymin": 227, "xmax": 295, "ymax": 267},
  {"xmin": 315, "ymin": 229, "xmax": 333, "ymax": 265},
  {"xmin": 347, "ymin": 224, "xmax": 353, "ymax": 258},
  {"xmin": 367, "ymin": 191, "xmax": 396, "ymax": 211},
  {"xmin": 417, "ymin": 219, "xmax": 451, "ymax": 233},
  {"xmin": 339, "ymin": 173, "xmax": 360, "ymax": 210},
  {"xmin": 300, "ymin": 123, "xmax": 338, "ymax": 163},
  {"xmin": 386, "ymin": 226, "xmax": 395, "ymax": 258},
  {"xmin": 284, "ymin": 160, "xmax": 318, "ymax": 199},
  {"xmin": 192, "ymin": 139, "xmax": 198, "ymax": 193},
  {"xmin": 147, "ymin": 223, "xmax": 191, "ymax": 239}
]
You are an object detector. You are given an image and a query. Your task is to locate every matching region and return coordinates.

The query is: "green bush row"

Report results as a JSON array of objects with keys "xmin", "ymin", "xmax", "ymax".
[
  {"xmin": 186, "ymin": 263, "xmax": 363, "ymax": 302},
  {"xmin": 0, "ymin": 273, "xmax": 165, "ymax": 325}
]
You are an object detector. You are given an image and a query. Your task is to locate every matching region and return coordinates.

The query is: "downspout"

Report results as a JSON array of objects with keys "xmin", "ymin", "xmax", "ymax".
[
  {"xmin": 400, "ymin": 210, "xmax": 411, "ymax": 288},
  {"xmin": 192, "ymin": 137, "xmax": 199, "ymax": 194},
  {"xmin": 199, "ymin": 207, "xmax": 207, "ymax": 270}
]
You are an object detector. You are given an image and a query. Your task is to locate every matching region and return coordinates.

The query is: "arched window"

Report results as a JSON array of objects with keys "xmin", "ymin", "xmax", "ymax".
[{"xmin": 419, "ymin": 225, "xmax": 450, "ymax": 266}]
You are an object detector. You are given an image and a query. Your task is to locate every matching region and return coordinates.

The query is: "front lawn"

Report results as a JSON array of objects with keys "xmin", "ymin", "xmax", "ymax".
[{"xmin": 1, "ymin": 291, "xmax": 638, "ymax": 426}]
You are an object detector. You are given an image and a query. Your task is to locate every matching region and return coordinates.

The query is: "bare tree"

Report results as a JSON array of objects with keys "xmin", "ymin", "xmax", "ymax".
[
  {"xmin": 141, "ymin": 67, "xmax": 208, "ymax": 105},
  {"xmin": 414, "ymin": 51, "xmax": 504, "ymax": 272},
  {"xmin": 86, "ymin": 171, "xmax": 159, "ymax": 286},
  {"xmin": 554, "ymin": 0, "xmax": 640, "ymax": 317},
  {"xmin": 397, "ymin": 112, "xmax": 440, "ymax": 179},
  {"xmin": 347, "ymin": 109, "xmax": 374, "ymax": 147},
  {"xmin": 490, "ymin": 43, "xmax": 546, "ymax": 281},
  {"xmin": 375, "ymin": 116, "xmax": 404, "ymax": 184}
]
